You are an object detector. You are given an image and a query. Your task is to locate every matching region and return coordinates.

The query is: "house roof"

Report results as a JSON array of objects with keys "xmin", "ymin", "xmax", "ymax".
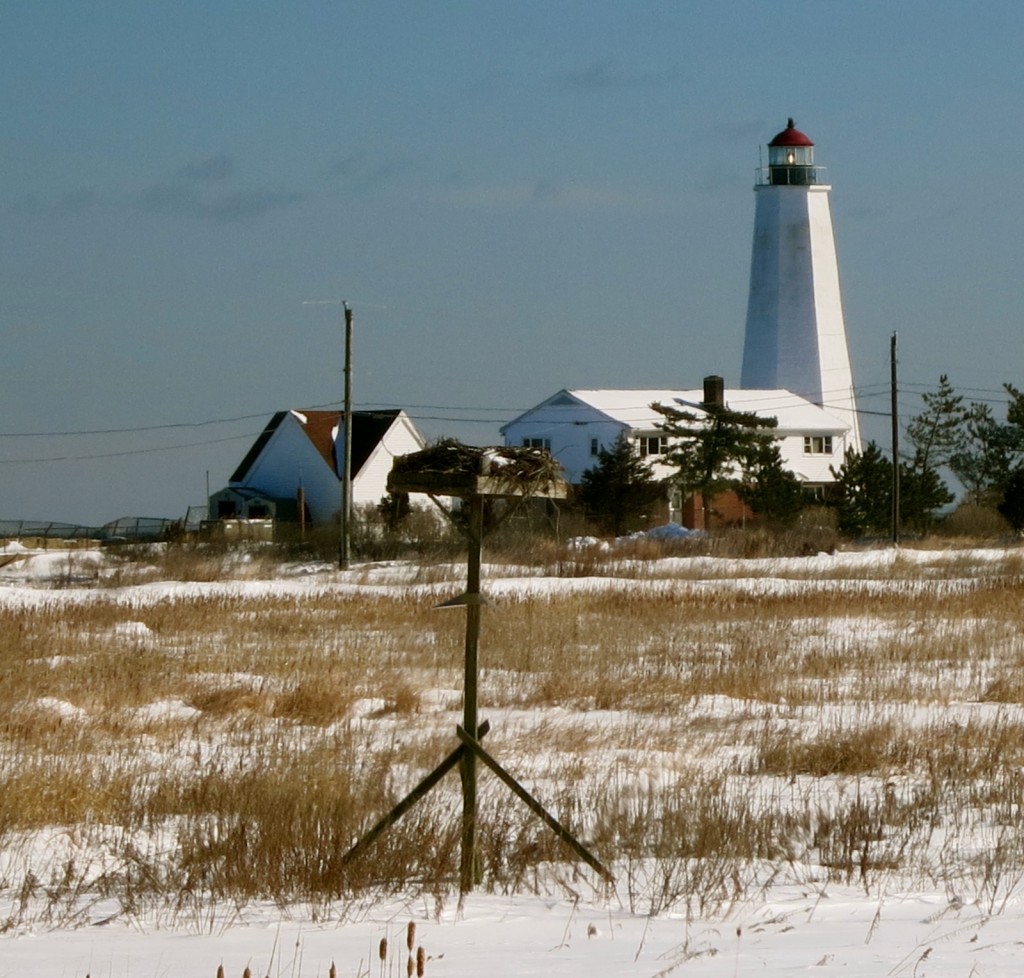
[
  {"xmin": 230, "ymin": 411, "xmax": 290, "ymax": 483},
  {"xmin": 514, "ymin": 388, "xmax": 850, "ymax": 434},
  {"xmin": 230, "ymin": 409, "xmax": 403, "ymax": 483}
]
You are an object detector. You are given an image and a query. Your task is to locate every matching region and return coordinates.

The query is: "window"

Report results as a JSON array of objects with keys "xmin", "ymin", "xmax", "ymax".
[
  {"xmin": 638, "ymin": 435, "xmax": 667, "ymax": 457},
  {"xmin": 590, "ymin": 438, "xmax": 600, "ymax": 456},
  {"xmin": 522, "ymin": 437, "xmax": 551, "ymax": 451},
  {"xmin": 803, "ymin": 435, "xmax": 833, "ymax": 455}
]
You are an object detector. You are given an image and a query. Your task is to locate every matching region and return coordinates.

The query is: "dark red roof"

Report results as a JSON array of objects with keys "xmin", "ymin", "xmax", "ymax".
[{"xmin": 769, "ymin": 118, "xmax": 813, "ymax": 147}]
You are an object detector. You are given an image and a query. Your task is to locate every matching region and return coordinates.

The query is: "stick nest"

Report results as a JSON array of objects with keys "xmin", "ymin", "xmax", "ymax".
[{"xmin": 389, "ymin": 439, "xmax": 564, "ymax": 497}]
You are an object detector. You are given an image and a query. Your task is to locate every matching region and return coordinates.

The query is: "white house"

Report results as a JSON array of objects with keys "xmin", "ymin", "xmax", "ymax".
[
  {"xmin": 210, "ymin": 409, "xmax": 426, "ymax": 525},
  {"xmin": 501, "ymin": 379, "xmax": 853, "ymax": 490}
]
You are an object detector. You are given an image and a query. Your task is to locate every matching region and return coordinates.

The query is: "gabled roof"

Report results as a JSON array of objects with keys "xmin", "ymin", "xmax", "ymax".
[
  {"xmin": 230, "ymin": 409, "xmax": 403, "ymax": 483},
  {"xmin": 505, "ymin": 388, "xmax": 850, "ymax": 434},
  {"xmin": 230, "ymin": 411, "xmax": 290, "ymax": 483},
  {"xmin": 347, "ymin": 410, "xmax": 404, "ymax": 474},
  {"xmin": 297, "ymin": 410, "xmax": 345, "ymax": 471}
]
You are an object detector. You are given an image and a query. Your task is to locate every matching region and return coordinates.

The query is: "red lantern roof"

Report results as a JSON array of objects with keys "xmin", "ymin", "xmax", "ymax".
[{"xmin": 768, "ymin": 118, "xmax": 814, "ymax": 147}]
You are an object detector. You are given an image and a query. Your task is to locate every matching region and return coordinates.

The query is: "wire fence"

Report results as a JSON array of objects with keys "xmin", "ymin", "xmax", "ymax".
[{"xmin": 1, "ymin": 509, "xmax": 206, "ymax": 544}]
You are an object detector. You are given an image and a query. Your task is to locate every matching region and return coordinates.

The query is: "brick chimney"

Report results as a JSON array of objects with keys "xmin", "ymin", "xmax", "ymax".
[{"xmin": 702, "ymin": 375, "xmax": 725, "ymax": 408}]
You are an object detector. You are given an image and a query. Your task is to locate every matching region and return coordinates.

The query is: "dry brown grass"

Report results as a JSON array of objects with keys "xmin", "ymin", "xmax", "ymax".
[{"xmin": 2, "ymin": 542, "xmax": 1024, "ymax": 923}]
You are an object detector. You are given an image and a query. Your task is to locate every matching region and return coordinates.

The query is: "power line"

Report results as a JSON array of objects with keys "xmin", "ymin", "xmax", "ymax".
[
  {"xmin": 4, "ymin": 380, "xmax": 1015, "ymax": 463},
  {"xmin": 0, "ymin": 433, "xmax": 256, "ymax": 466},
  {"xmin": 0, "ymin": 401, "xmax": 522, "ymax": 439},
  {"xmin": 363, "ymin": 402, "xmax": 518, "ymax": 413},
  {"xmin": 0, "ymin": 405, "xmax": 332, "ymax": 438}
]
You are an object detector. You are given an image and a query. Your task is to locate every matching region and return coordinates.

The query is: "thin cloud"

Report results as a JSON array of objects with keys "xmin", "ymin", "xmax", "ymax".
[
  {"xmin": 197, "ymin": 187, "xmax": 303, "ymax": 223},
  {"xmin": 325, "ymin": 152, "xmax": 409, "ymax": 192},
  {"xmin": 139, "ymin": 162, "xmax": 303, "ymax": 223},
  {"xmin": 443, "ymin": 179, "xmax": 670, "ymax": 211},
  {"xmin": 8, "ymin": 189, "xmax": 101, "ymax": 217},
  {"xmin": 559, "ymin": 57, "xmax": 680, "ymax": 92},
  {"xmin": 139, "ymin": 182, "xmax": 201, "ymax": 214},
  {"xmin": 175, "ymin": 155, "xmax": 234, "ymax": 183}
]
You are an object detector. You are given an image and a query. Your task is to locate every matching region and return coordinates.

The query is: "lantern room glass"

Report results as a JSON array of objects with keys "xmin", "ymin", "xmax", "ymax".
[
  {"xmin": 768, "ymin": 144, "xmax": 814, "ymax": 167},
  {"xmin": 767, "ymin": 142, "xmax": 818, "ymax": 186}
]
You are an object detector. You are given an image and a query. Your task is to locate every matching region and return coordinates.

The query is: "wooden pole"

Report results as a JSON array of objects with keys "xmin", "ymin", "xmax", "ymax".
[
  {"xmin": 890, "ymin": 331, "xmax": 900, "ymax": 545},
  {"xmin": 460, "ymin": 494, "xmax": 484, "ymax": 892},
  {"xmin": 338, "ymin": 474, "xmax": 603, "ymax": 890},
  {"xmin": 457, "ymin": 726, "xmax": 613, "ymax": 882},
  {"xmin": 342, "ymin": 721, "xmax": 489, "ymax": 866},
  {"xmin": 340, "ymin": 303, "xmax": 354, "ymax": 569}
]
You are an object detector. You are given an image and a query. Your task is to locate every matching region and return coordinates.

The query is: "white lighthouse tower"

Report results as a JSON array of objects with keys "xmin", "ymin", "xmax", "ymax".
[{"xmin": 741, "ymin": 119, "xmax": 861, "ymax": 449}]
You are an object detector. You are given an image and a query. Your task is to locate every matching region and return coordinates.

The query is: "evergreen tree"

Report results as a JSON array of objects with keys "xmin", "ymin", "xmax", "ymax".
[
  {"xmin": 995, "ymin": 385, "xmax": 1024, "ymax": 533},
  {"xmin": 653, "ymin": 399, "xmax": 777, "ymax": 528},
  {"xmin": 998, "ymin": 467, "xmax": 1024, "ymax": 533},
  {"xmin": 576, "ymin": 432, "xmax": 664, "ymax": 536},
  {"xmin": 830, "ymin": 442, "xmax": 892, "ymax": 536},
  {"xmin": 831, "ymin": 442, "xmax": 954, "ymax": 536},
  {"xmin": 899, "ymin": 460, "xmax": 955, "ymax": 533},
  {"xmin": 1006, "ymin": 382, "xmax": 1024, "ymax": 429},
  {"xmin": 948, "ymin": 393, "xmax": 1024, "ymax": 505},
  {"xmin": 898, "ymin": 375, "xmax": 960, "ymax": 529},
  {"xmin": 736, "ymin": 441, "xmax": 806, "ymax": 527},
  {"xmin": 906, "ymin": 374, "xmax": 967, "ymax": 472}
]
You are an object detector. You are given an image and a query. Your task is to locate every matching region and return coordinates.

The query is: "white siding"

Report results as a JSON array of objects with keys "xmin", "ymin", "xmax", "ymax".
[
  {"xmin": 776, "ymin": 431, "xmax": 849, "ymax": 484},
  {"xmin": 501, "ymin": 394, "xmax": 628, "ymax": 484},
  {"xmin": 238, "ymin": 415, "xmax": 340, "ymax": 524},
  {"xmin": 231, "ymin": 411, "xmax": 428, "ymax": 525},
  {"xmin": 348, "ymin": 414, "xmax": 427, "ymax": 505},
  {"xmin": 504, "ymin": 388, "xmax": 851, "ymax": 487}
]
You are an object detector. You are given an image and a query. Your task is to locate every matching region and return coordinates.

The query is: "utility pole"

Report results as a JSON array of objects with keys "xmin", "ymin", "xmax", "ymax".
[
  {"xmin": 301, "ymin": 296, "xmax": 355, "ymax": 567},
  {"xmin": 340, "ymin": 302, "xmax": 354, "ymax": 569},
  {"xmin": 890, "ymin": 331, "xmax": 900, "ymax": 545}
]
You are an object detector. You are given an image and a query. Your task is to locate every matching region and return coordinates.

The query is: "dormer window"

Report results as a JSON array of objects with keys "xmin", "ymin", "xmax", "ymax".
[{"xmin": 803, "ymin": 435, "xmax": 833, "ymax": 455}]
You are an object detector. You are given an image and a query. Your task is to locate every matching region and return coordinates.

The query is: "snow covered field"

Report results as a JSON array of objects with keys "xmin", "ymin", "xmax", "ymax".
[
  {"xmin": 2, "ymin": 541, "xmax": 1024, "ymax": 976},
  {"xmin": 7, "ymin": 885, "xmax": 1024, "ymax": 978}
]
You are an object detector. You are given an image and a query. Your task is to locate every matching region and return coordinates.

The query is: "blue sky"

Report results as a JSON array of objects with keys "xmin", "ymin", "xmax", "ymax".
[{"xmin": 3, "ymin": 1, "xmax": 1024, "ymax": 524}]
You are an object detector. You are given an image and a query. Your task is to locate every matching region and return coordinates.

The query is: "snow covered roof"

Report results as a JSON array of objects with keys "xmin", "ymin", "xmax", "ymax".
[{"xmin": 555, "ymin": 388, "xmax": 851, "ymax": 434}]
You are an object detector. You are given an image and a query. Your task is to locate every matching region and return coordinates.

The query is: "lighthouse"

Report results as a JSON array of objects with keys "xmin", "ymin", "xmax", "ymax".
[{"xmin": 741, "ymin": 119, "xmax": 861, "ymax": 449}]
